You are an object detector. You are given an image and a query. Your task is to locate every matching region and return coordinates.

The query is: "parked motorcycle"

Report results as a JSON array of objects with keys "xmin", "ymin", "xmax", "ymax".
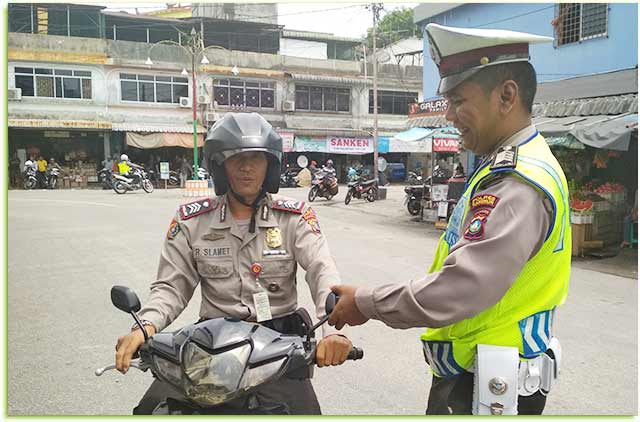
[
  {"xmin": 23, "ymin": 167, "xmax": 38, "ymax": 190},
  {"xmin": 344, "ymin": 177, "xmax": 378, "ymax": 205},
  {"xmin": 98, "ymin": 167, "xmax": 113, "ymax": 189},
  {"xmin": 404, "ymin": 185, "xmax": 425, "ymax": 216},
  {"xmin": 308, "ymin": 171, "xmax": 338, "ymax": 202},
  {"xmin": 407, "ymin": 171, "xmax": 423, "ymax": 186},
  {"xmin": 96, "ymin": 286, "xmax": 363, "ymax": 415},
  {"xmin": 46, "ymin": 167, "xmax": 60, "ymax": 189},
  {"xmin": 280, "ymin": 169, "xmax": 300, "ymax": 188},
  {"xmin": 112, "ymin": 168, "xmax": 154, "ymax": 194}
]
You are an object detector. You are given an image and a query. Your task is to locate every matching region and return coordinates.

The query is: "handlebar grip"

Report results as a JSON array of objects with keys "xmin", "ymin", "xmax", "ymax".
[{"xmin": 347, "ymin": 347, "xmax": 364, "ymax": 360}]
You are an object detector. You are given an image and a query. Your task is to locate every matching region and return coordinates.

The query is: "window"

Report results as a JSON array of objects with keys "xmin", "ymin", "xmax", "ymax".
[
  {"xmin": 295, "ymin": 85, "xmax": 350, "ymax": 112},
  {"xmin": 14, "ymin": 67, "xmax": 92, "ymax": 99},
  {"xmin": 369, "ymin": 90, "xmax": 418, "ymax": 115},
  {"xmin": 554, "ymin": 3, "xmax": 608, "ymax": 46},
  {"xmin": 119, "ymin": 73, "xmax": 188, "ymax": 103},
  {"xmin": 213, "ymin": 79, "xmax": 275, "ymax": 109}
]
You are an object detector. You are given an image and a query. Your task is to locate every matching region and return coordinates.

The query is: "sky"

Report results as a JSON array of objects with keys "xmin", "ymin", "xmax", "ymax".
[{"xmin": 101, "ymin": 2, "xmax": 419, "ymax": 39}]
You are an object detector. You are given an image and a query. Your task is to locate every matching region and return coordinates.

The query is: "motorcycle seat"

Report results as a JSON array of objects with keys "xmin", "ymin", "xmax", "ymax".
[{"xmin": 362, "ymin": 179, "xmax": 377, "ymax": 186}]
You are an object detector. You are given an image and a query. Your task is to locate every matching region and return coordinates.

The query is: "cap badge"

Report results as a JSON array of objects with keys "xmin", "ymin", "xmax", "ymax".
[{"xmin": 480, "ymin": 56, "xmax": 490, "ymax": 65}]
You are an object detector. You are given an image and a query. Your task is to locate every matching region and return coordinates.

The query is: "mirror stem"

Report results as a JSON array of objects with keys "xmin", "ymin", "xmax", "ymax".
[{"xmin": 131, "ymin": 312, "xmax": 149, "ymax": 342}]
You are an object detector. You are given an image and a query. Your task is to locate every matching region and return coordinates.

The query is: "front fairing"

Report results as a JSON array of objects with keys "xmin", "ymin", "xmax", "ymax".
[{"xmin": 139, "ymin": 318, "xmax": 310, "ymax": 407}]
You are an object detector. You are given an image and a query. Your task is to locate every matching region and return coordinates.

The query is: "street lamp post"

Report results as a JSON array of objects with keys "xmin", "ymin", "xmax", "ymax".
[{"xmin": 146, "ymin": 28, "xmax": 236, "ymax": 180}]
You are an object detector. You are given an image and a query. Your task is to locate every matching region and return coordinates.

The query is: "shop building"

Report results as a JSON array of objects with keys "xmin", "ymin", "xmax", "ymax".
[{"xmin": 8, "ymin": 3, "xmax": 423, "ymax": 187}]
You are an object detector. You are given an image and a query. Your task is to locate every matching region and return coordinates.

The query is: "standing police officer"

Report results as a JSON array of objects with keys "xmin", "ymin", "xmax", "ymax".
[
  {"xmin": 329, "ymin": 24, "xmax": 570, "ymax": 415},
  {"xmin": 115, "ymin": 113, "xmax": 352, "ymax": 414}
]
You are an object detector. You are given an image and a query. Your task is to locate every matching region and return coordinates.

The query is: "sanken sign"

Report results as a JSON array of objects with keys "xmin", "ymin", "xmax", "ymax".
[
  {"xmin": 432, "ymin": 137, "xmax": 459, "ymax": 152},
  {"xmin": 327, "ymin": 137, "xmax": 373, "ymax": 154}
]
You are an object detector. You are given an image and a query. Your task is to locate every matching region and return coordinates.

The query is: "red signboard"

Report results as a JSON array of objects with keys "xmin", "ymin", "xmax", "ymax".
[
  {"xmin": 408, "ymin": 97, "xmax": 449, "ymax": 117},
  {"xmin": 432, "ymin": 137, "xmax": 459, "ymax": 152}
]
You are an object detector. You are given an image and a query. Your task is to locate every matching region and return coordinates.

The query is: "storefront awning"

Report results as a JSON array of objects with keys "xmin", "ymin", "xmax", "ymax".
[
  {"xmin": 406, "ymin": 115, "xmax": 449, "ymax": 128},
  {"xmin": 289, "ymin": 73, "xmax": 373, "ymax": 86},
  {"xmin": 112, "ymin": 122, "xmax": 207, "ymax": 134},
  {"xmin": 126, "ymin": 132, "xmax": 204, "ymax": 149},
  {"xmin": 389, "ymin": 127, "xmax": 460, "ymax": 153},
  {"xmin": 533, "ymin": 113, "xmax": 638, "ymax": 151},
  {"xmin": 8, "ymin": 118, "xmax": 112, "ymax": 130}
]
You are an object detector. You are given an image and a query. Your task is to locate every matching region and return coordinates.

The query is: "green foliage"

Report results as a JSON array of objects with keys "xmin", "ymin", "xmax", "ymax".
[{"xmin": 365, "ymin": 7, "xmax": 422, "ymax": 49}]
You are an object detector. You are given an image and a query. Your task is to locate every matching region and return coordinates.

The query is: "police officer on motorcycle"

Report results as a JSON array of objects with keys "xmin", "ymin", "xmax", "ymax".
[
  {"xmin": 114, "ymin": 112, "xmax": 352, "ymax": 414},
  {"xmin": 118, "ymin": 153, "xmax": 144, "ymax": 186},
  {"xmin": 328, "ymin": 24, "xmax": 569, "ymax": 415}
]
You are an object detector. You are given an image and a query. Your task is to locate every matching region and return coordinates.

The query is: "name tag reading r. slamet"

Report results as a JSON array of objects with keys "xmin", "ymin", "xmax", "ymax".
[{"xmin": 194, "ymin": 247, "xmax": 231, "ymax": 258}]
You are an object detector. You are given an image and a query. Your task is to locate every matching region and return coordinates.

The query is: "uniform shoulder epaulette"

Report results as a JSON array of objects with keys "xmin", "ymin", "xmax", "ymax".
[
  {"xmin": 271, "ymin": 198, "xmax": 305, "ymax": 214},
  {"xmin": 490, "ymin": 145, "xmax": 518, "ymax": 170},
  {"xmin": 179, "ymin": 197, "xmax": 218, "ymax": 220}
]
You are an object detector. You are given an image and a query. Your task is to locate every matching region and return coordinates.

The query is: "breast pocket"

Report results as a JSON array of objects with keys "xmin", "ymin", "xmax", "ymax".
[{"xmin": 196, "ymin": 258, "xmax": 234, "ymax": 279}]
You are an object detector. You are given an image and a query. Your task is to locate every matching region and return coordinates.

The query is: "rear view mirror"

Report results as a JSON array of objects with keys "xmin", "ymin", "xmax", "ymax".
[
  {"xmin": 325, "ymin": 292, "xmax": 339, "ymax": 315},
  {"xmin": 111, "ymin": 285, "xmax": 141, "ymax": 313}
]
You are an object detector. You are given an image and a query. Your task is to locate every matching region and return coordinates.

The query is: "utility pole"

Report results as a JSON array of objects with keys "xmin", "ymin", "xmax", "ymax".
[{"xmin": 367, "ymin": 3, "xmax": 383, "ymax": 182}]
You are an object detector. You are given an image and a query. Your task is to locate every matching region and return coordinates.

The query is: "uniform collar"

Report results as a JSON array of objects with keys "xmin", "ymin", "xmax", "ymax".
[
  {"xmin": 492, "ymin": 124, "xmax": 537, "ymax": 153},
  {"xmin": 208, "ymin": 194, "xmax": 279, "ymax": 231}
]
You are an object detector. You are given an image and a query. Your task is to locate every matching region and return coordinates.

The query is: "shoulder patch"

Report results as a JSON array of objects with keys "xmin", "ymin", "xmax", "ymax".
[
  {"xmin": 179, "ymin": 198, "xmax": 217, "ymax": 220},
  {"xmin": 271, "ymin": 199, "xmax": 305, "ymax": 214},
  {"xmin": 470, "ymin": 194, "xmax": 500, "ymax": 211},
  {"xmin": 490, "ymin": 145, "xmax": 518, "ymax": 170},
  {"xmin": 302, "ymin": 207, "xmax": 321, "ymax": 235}
]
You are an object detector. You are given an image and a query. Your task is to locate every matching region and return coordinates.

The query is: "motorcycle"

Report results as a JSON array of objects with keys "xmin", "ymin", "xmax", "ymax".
[
  {"xmin": 98, "ymin": 167, "xmax": 113, "ymax": 189},
  {"xmin": 23, "ymin": 167, "xmax": 38, "ymax": 190},
  {"xmin": 404, "ymin": 184, "xmax": 426, "ymax": 216},
  {"xmin": 344, "ymin": 177, "xmax": 378, "ymax": 205},
  {"xmin": 280, "ymin": 169, "xmax": 299, "ymax": 188},
  {"xmin": 46, "ymin": 167, "xmax": 60, "ymax": 189},
  {"xmin": 96, "ymin": 286, "xmax": 363, "ymax": 415},
  {"xmin": 308, "ymin": 170, "xmax": 338, "ymax": 202},
  {"xmin": 112, "ymin": 167, "xmax": 154, "ymax": 194},
  {"xmin": 407, "ymin": 171, "xmax": 423, "ymax": 186}
]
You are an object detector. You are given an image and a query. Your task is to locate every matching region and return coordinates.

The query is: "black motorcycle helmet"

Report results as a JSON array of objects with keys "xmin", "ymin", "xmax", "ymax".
[{"xmin": 204, "ymin": 112, "xmax": 283, "ymax": 196}]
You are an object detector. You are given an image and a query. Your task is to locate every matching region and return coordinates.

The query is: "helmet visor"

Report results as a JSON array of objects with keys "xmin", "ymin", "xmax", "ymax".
[{"xmin": 212, "ymin": 148, "xmax": 282, "ymax": 166}]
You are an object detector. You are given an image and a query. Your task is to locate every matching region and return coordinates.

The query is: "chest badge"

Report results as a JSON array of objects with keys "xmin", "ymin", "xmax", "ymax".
[
  {"xmin": 202, "ymin": 231, "xmax": 225, "ymax": 242},
  {"xmin": 265, "ymin": 227, "xmax": 283, "ymax": 249}
]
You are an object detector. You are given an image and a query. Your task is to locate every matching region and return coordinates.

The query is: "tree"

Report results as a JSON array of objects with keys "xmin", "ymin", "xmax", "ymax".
[{"xmin": 365, "ymin": 7, "xmax": 422, "ymax": 50}]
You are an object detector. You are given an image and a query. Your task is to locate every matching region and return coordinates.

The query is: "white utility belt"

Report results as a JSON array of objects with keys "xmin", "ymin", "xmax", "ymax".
[{"xmin": 472, "ymin": 338, "xmax": 562, "ymax": 415}]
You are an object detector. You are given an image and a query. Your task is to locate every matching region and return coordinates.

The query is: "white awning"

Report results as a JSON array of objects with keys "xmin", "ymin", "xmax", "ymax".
[{"xmin": 112, "ymin": 122, "xmax": 207, "ymax": 134}]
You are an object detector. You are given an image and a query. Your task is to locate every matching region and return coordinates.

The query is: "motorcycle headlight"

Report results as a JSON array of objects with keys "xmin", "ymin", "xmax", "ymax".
[
  {"xmin": 182, "ymin": 342, "xmax": 252, "ymax": 406},
  {"xmin": 238, "ymin": 357, "xmax": 288, "ymax": 391}
]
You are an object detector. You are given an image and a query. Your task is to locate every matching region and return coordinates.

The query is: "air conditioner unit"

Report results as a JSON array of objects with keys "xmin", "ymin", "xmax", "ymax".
[
  {"xmin": 282, "ymin": 100, "xmax": 295, "ymax": 112},
  {"xmin": 197, "ymin": 94, "xmax": 211, "ymax": 105},
  {"xmin": 179, "ymin": 96, "xmax": 191, "ymax": 108},
  {"xmin": 205, "ymin": 111, "xmax": 218, "ymax": 122},
  {"xmin": 8, "ymin": 88, "xmax": 22, "ymax": 101}
]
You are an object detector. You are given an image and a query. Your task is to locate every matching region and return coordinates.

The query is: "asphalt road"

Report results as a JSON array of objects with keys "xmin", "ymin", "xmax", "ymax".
[{"xmin": 7, "ymin": 186, "xmax": 638, "ymax": 416}]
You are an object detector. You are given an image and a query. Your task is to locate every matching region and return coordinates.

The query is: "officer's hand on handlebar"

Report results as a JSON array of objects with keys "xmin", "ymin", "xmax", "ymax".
[
  {"xmin": 327, "ymin": 285, "xmax": 369, "ymax": 330},
  {"xmin": 115, "ymin": 325, "xmax": 155, "ymax": 374},
  {"xmin": 316, "ymin": 334, "xmax": 352, "ymax": 367}
]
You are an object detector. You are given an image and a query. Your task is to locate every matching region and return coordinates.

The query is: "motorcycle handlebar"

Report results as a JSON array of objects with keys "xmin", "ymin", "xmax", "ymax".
[{"xmin": 347, "ymin": 347, "xmax": 364, "ymax": 360}]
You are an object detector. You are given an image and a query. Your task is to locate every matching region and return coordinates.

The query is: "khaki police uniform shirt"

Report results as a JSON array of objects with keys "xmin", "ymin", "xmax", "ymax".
[
  {"xmin": 138, "ymin": 193, "xmax": 342, "ymax": 338},
  {"xmin": 355, "ymin": 125, "xmax": 553, "ymax": 329}
]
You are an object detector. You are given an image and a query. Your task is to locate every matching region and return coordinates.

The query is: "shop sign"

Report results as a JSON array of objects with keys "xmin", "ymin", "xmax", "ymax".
[
  {"xmin": 294, "ymin": 137, "xmax": 327, "ymax": 152},
  {"xmin": 327, "ymin": 136, "xmax": 373, "ymax": 154},
  {"xmin": 9, "ymin": 119, "xmax": 112, "ymax": 130},
  {"xmin": 408, "ymin": 97, "xmax": 449, "ymax": 117},
  {"xmin": 44, "ymin": 131, "xmax": 70, "ymax": 138},
  {"xmin": 160, "ymin": 162, "xmax": 170, "ymax": 180},
  {"xmin": 433, "ymin": 137, "xmax": 459, "ymax": 152},
  {"xmin": 278, "ymin": 131, "xmax": 295, "ymax": 153}
]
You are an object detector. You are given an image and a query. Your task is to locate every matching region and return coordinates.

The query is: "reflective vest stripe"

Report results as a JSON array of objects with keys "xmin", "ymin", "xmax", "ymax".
[
  {"xmin": 519, "ymin": 309, "xmax": 553, "ymax": 358},
  {"xmin": 423, "ymin": 341, "xmax": 465, "ymax": 377}
]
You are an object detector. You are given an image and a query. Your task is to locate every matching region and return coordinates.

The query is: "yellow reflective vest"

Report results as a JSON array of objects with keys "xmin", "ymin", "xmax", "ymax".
[
  {"xmin": 421, "ymin": 133, "xmax": 571, "ymax": 377},
  {"xmin": 118, "ymin": 161, "xmax": 131, "ymax": 175}
]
